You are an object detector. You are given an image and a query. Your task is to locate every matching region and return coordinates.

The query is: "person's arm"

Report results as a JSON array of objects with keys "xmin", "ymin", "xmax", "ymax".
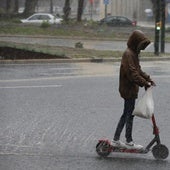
[
  {"xmin": 139, "ymin": 65, "xmax": 156, "ymax": 86},
  {"xmin": 126, "ymin": 55, "xmax": 150, "ymax": 87}
]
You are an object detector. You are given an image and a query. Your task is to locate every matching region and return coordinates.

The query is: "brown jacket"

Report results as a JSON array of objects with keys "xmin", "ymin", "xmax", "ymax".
[{"xmin": 119, "ymin": 30, "xmax": 151, "ymax": 99}]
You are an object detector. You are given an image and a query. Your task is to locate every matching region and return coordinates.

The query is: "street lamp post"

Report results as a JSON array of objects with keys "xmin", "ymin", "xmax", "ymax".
[
  {"xmin": 154, "ymin": 0, "xmax": 161, "ymax": 55},
  {"xmin": 103, "ymin": 0, "xmax": 109, "ymax": 18},
  {"xmin": 154, "ymin": 0, "xmax": 166, "ymax": 55},
  {"xmin": 161, "ymin": 0, "xmax": 166, "ymax": 53},
  {"xmin": 105, "ymin": 4, "xmax": 107, "ymax": 18},
  {"xmin": 89, "ymin": 0, "xmax": 93, "ymax": 20}
]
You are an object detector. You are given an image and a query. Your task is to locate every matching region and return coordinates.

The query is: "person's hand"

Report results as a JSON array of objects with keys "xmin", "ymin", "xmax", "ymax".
[
  {"xmin": 145, "ymin": 82, "xmax": 151, "ymax": 91},
  {"xmin": 150, "ymin": 80, "xmax": 156, "ymax": 86}
]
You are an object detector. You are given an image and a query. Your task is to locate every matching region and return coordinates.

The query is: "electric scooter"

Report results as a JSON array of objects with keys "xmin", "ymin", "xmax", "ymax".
[{"xmin": 96, "ymin": 114, "xmax": 169, "ymax": 160}]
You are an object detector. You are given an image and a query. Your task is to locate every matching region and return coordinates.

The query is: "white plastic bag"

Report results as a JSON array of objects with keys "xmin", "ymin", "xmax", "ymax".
[{"xmin": 133, "ymin": 87, "xmax": 154, "ymax": 119}]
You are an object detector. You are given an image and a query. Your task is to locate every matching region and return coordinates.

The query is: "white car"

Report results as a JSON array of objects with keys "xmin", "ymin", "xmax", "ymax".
[{"xmin": 21, "ymin": 13, "xmax": 63, "ymax": 24}]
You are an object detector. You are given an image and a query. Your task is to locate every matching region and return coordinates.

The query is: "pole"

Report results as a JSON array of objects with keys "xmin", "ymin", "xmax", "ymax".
[
  {"xmin": 90, "ymin": 1, "xmax": 93, "ymax": 20},
  {"xmin": 161, "ymin": 0, "xmax": 166, "ymax": 53},
  {"xmin": 105, "ymin": 4, "xmax": 107, "ymax": 18},
  {"xmin": 154, "ymin": 0, "xmax": 161, "ymax": 55},
  {"xmin": 50, "ymin": 0, "xmax": 53, "ymax": 14}
]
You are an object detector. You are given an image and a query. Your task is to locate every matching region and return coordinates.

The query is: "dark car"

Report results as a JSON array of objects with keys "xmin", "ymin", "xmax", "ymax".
[{"xmin": 99, "ymin": 16, "xmax": 136, "ymax": 27}]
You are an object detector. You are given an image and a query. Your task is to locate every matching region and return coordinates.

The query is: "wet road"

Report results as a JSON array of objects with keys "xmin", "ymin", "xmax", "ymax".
[
  {"xmin": 1, "ymin": 36, "xmax": 170, "ymax": 53},
  {"xmin": 0, "ymin": 61, "xmax": 170, "ymax": 170}
]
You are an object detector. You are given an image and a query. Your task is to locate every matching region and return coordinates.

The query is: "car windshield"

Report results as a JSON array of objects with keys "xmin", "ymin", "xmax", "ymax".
[
  {"xmin": 28, "ymin": 15, "xmax": 39, "ymax": 20},
  {"xmin": 117, "ymin": 17, "xmax": 129, "ymax": 23},
  {"xmin": 39, "ymin": 15, "xmax": 51, "ymax": 20},
  {"xmin": 28, "ymin": 15, "xmax": 51, "ymax": 21},
  {"xmin": 105, "ymin": 16, "xmax": 116, "ymax": 22}
]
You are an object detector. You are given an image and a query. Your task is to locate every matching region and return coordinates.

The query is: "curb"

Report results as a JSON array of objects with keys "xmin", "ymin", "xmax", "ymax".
[
  {"xmin": 0, "ymin": 58, "xmax": 90, "ymax": 64},
  {"xmin": 0, "ymin": 56, "xmax": 170, "ymax": 64}
]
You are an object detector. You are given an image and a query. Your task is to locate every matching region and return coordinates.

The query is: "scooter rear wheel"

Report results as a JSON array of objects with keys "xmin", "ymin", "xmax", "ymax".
[
  {"xmin": 96, "ymin": 141, "xmax": 111, "ymax": 157},
  {"xmin": 152, "ymin": 144, "xmax": 169, "ymax": 160}
]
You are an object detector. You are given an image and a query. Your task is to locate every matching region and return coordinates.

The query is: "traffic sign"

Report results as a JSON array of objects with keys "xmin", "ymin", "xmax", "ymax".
[{"xmin": 104, "ymin": 0, "xmax": 109, "ymax": 5}]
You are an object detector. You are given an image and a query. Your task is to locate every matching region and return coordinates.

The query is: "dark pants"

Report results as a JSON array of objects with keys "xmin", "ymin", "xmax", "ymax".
[{"xmin": 114, "ymin": 99, "xmax": 135, "ymax": 143}]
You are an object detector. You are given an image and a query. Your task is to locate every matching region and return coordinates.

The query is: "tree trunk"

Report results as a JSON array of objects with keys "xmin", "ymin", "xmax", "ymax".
[
  {"xmin": 6, "ymin": 0, "xmax": 13, "ymax": 13},
  {"xmin": 63, "ymin": 0, "xmax": 71, "ymax": 22},
  {"xmin": 14, "ymin": 0, "xmax": 19, "ymax": 13},
  {"xmin": 24, "ymin": 0, "xmax": 38, "ymax": 17},
  {"xmin": 6, "ymin": 0, "xmax": 18, "ymax": 14},
  {"xmin": 77, "ymin": 0, "xmax": 84, "ymax": 22},
  {"xmin": 50, "ymin": 0, "xmax": 53, "ymax": 14},
  {"xmin": 150, "ymin": 0, "xmax": 156, "ymax": 17}
]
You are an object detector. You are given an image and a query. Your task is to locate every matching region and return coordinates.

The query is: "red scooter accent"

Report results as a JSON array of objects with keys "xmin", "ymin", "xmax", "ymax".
[{"xmin": 152, "ymin": 115, "xmax": 159, "ymax": 135}]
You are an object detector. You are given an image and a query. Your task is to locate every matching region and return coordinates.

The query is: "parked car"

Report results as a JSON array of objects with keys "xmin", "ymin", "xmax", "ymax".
[
  {"xmin": 99, "ymin": 16, "xmax": 136, "ymax": 27},
  {"xmin": 21, "ymin": 13, "xmax": 63, "ymax": 24}
]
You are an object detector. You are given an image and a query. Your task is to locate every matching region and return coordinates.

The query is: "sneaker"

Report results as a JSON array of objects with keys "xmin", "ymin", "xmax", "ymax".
[
  {"xmin": 125, "ymin": 141, "xmax": 143, "ymax": 150},
  {"xmin": 111, "ymin": 140, "xmax": 126, "ymax": 148}
]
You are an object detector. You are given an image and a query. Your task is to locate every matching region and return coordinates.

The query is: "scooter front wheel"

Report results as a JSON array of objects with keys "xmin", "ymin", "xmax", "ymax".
[
  {"xmin": 152, "ymin": 144, "xmax": 169, "ymax": 160},
  {"xmin": 96, "ymin": 140, "xmax": 112, "ymax": 157}
]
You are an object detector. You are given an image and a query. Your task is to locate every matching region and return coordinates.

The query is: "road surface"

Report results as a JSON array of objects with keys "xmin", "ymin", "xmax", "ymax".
[{"xmin": 0, "ymin": 61, "xmax": 170, "ymax": 170}]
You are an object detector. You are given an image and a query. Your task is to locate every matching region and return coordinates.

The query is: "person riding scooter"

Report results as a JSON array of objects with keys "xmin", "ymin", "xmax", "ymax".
[{"xmin": 112, "ymin": 30, "xmax": 156, "ymax": 149}]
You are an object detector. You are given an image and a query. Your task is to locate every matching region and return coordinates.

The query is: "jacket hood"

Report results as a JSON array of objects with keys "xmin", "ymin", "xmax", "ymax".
[{"xmin": 127, "ymin": 30, "xmax": 151, "ymax": 53}]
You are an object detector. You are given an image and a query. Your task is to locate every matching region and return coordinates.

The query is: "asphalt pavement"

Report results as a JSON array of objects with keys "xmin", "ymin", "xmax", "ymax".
[{"xmin": 0, "ymin": 61, "xmax": 170, "ymax": 170}]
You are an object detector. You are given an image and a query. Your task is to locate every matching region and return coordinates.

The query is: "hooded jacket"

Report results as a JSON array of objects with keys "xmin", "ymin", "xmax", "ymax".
[{"xmin": 119, "ymin": 30, "xmax": 151, "ymax": 99}]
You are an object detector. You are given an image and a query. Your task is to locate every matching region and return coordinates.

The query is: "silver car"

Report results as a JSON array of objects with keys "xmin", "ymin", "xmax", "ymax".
[{"xmin": 21, "ymin": 13, "xmax": 63, "ymax": 24}]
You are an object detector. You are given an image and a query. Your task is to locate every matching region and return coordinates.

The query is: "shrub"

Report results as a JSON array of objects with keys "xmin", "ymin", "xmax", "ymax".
[
  {"xmin": 75, "ymin": 42, "xmax": 83, "ymax": 48},
  {"xmin": 40, "ymin": 21, "xmax": 51, "ymax": 28}
]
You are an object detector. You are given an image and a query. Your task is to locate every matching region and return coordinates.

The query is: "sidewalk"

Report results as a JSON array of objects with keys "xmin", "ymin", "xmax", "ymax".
[
  {"xmin": 138, "ymin": 21, "xmax": 155, "ymax": 28},
  {"xmin": 0, "ymin": 29, "xmax": 170, "ymax": 64},
  {"xmin": 1, "ymin": 55, "xmax": 170, "ymax": 64},
  {"xmin": 138, "ymin": 21, "xmax": 170, "ymax": 28}
]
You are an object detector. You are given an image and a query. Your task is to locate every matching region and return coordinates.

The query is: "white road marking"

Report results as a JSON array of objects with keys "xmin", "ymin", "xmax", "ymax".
[
  {"xmin": 0, "ymin": 84, "xmax": 62, "ymax": 89},
  {"xmin": 0, "ymin": 73, "xmax": 169, "ymax": 84},
  {"xmin": 0, "ymin": 74, "xmax": 113, "ymax": 83}
]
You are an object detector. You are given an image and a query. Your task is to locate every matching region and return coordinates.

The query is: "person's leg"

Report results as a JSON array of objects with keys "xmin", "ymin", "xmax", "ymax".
[
  {"xmin": 125, "ymin": 99, "xmax": 143, "ymax": 149},
  {"xmin": 113, "ymin": 99, "xmax": 127, "ymax": 141},
  {"xmin": 125, "ymin": 99, "xmax": 135, "ymax": 143}
]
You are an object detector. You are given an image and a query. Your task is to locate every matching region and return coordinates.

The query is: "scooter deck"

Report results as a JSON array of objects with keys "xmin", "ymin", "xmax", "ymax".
[
  {"xmin": 98, "ymin": 139, "xmax": 147, "ymax": 154},
  {"xmin": 111, "ymin": 146, "xmax": 146, "ymax": 154}
]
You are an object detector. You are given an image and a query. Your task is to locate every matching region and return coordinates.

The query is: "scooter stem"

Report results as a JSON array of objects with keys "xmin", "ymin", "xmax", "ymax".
[{"xmin": 152, "ymin": 114, "xmax": 159, "ymax": 135}]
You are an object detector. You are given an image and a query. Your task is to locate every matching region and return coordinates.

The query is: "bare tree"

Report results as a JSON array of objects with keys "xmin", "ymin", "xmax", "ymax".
[
  {"xmin": 6, "ymin": 0, "xmax": 18, "ymax": 14},
  {"xmin": 50, "ymin": 0, "xmax": 53, "ymax": 14},
  {"xmin": 24, "ymin": 0, "xmax": 38, "ymax": 17},
  {"xmin": 63, "ymin": 0, "xmax": 71, "ymax": 21},
  {"xmin": 6, "ymin": 0, "xmax": 11, "ymax": 13},
  {"xmin": 77, "ymin": 0, "xmax": 84, "ymax": 22},
  {"xmin": 150, "ymin": 0, "xmax": 156, "ymax": 16},
  {"xmin": 14, "ymin": 0, "xmax": 19, "ymax": 13}
]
